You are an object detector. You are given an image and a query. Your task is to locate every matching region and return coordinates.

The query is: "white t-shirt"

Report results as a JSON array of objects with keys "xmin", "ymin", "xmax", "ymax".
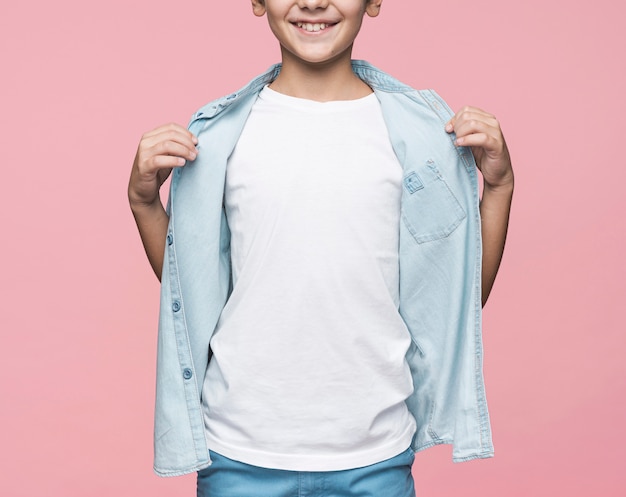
[{"xmin": 201, "ymin": 86, "xmax": 416, "ymax": 471}]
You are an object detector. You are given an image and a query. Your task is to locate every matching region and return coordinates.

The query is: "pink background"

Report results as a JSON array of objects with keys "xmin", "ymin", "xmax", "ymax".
[{"xmin": 1, "ymin": 0, "xmax": 624, "ymax": 495}]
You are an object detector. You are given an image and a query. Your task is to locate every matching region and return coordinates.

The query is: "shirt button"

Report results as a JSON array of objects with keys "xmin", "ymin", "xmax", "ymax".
[
  {"xmin": 167, "ymin": 233, "xmax": 173, "ymax": 245},
  {"xmin": 183, "ymin": 368, "xmax": 193, "ymax": 380},
  {"xmin": 172, "ymin": 301, "xmax": 181, "ymax": 312}
]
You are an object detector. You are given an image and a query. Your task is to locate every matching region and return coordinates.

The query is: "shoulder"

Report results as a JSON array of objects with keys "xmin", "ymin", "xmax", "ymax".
[{"xmin": 352, "ymin": 60, "xmax": 454, "ymax": 122}]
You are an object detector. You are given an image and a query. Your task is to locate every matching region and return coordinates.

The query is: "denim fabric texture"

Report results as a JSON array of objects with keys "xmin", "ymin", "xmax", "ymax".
[
  {"xmin": 196, "ymin": 448, "xmax": 416, "ymax": 497},
  {"xmin": 154, "ymin": 60, "xmax": 493, "ymax": 477}
]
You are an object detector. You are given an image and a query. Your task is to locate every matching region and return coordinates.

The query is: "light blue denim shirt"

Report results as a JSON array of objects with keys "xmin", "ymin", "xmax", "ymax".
[{"xmin": 155, "ymin": 60, "xmax": 493, "ymax": 477}]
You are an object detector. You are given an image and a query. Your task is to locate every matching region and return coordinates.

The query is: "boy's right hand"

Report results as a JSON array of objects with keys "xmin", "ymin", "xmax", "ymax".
[
  {"xmin": 129, "ymin": 123, "xmax": 198, "ymax": 279},
  {"xmin": 128, "ymin": 123, "xmax": 198, "ymax": 209}
]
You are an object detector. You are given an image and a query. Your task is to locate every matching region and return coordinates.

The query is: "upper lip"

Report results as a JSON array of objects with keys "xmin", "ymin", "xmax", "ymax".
[{"xmin": 291, "ymin": 19, "xmax": 339, "ymax": 24}]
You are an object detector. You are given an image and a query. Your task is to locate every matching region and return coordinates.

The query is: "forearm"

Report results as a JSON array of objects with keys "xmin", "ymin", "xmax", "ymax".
[
  {"xmin": 130, "ymin": 200, "xmax": 169, "ymax": 281},
  {"xmin": 480, "ymin": 180, "xmax": 513, "ymax": 306}
]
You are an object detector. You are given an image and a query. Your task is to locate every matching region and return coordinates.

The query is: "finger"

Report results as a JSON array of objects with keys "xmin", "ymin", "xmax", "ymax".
[
  {"xmin": 453, "ymin": 119, "xmax": 504, "ymax": 154},
  {"xmin": 455, "ymin": 112, "xmax": 499, "ymax": 131},
  {"xmin": 149, "ymin": 154, "xmax": 187, "ymax": 169},
  {"xmin": 145, "ymin": 128, "xmax": 198, "ymax": 150},
  {"xmin": 152, "ymin": 139, "xmax": 198, "ymax": 161},
  {"xmin": 453, "ymin": 119, "xmax": 498, "ymax": 141},
  {"xmin": 454, "ymin": 132, "xmax": 501, "ymax": 154},
  {"xmin": 133, "ymin": 155, "xmax": 182, "ymax": 185},
  {"xmin": 141, "ymin": 130, "xmax": 199, "ymax": 159},
  {"xmin": 137, "ymin": 142, "xmax": 196, "ymax": 175},
  {"xmin": 446, "ymin": 106, "xmax": 497, "ymax": 132},
  {"xmin": 453, "ymin": 115, "xmax": 499, "ymax": 136},
  {"xmin": 142, "ymin": 122, "xmax": 188, "ymax": 137},
  {"xmin": 455, "ymin": 106, "xmax": 495, "ymax": 120},
  {"xmin": 142, "ymin": 123, "xmax": 198, "ymax": 146}
]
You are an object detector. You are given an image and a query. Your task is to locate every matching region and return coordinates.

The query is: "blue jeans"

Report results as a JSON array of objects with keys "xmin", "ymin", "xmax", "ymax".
[{"xmin": 197, "ymin": 448, "xmax": 416, "ymax": 497}]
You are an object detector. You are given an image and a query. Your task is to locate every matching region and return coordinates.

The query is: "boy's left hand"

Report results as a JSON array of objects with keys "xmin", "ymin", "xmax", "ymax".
[
  {"xmin": 445, "ymin": 107, "xmax": 513, "ymax": 191},
  {"xmin": 447, "ymin": 107, "xmax": 513, "ymax": 305}
]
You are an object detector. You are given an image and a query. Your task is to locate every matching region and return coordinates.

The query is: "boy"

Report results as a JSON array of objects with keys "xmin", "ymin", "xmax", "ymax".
[{"xmin": 129, "ymin": 1, "xmax": 513, "ymax": 496}]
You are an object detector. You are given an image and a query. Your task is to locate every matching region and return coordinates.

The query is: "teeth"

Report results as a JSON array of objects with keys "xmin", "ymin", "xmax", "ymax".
[{"xmin": 296, "ymin": 22, "xmax": 328, "ymax": 32}]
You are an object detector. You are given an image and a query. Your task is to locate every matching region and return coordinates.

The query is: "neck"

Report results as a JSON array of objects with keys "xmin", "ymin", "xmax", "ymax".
[{"xmin": 270, "ymin": 47, "xmax": 372, "ymax": 102}]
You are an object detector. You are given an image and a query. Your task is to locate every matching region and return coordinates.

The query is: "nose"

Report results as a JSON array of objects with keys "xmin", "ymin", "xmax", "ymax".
[{"xmin": 297, "ymin": 0, "xmax": 330, "ymax": 9}]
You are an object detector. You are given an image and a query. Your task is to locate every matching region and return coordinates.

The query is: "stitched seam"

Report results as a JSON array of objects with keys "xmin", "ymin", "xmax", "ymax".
[{"xmin": 168, "ymin": 183, "xmax": 205, "ymax": 464}]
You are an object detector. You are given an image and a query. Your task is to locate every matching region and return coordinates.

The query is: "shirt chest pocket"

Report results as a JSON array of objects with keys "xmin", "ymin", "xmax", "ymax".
[{"xmin": 401, "ymin": 159, "xmax": 466, "ymax": 244}]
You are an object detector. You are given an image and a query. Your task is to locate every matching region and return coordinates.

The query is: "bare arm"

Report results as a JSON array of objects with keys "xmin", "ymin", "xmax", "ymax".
[
  {"xmin": 446, "ymin": 107, "xmax": 514, "ymax": 306},
  {"xmin": 128, "ymin": 123, "xmax": 198, "ymax": 280},
  {"xmin": 129, "ymin": 200, "xmax": 170, "ymax": 280},
  {"xmin": 479, "ymin": 180, "xmax": 513, "ymax": 305}
]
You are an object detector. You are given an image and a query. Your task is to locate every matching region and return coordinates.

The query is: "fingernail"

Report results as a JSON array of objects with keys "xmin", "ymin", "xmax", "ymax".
[
  {"xmin": 455, "ymin": 137, "xmax": 464, "ymax": 146},
  {"xmin": 192, "ymin": 135, "xmax": 198, "ymax": 144},
  {"xmin": 445, "ymin": 123, "xmax": 453, "ymax": 132},
  {"xmin": 190, "ymin": 152, "xmax": 197, "ymax": 160}
]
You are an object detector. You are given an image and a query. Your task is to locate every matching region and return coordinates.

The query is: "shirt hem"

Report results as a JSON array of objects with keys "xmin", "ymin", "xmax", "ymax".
[
  {"xmin": 204, "ymin": 423, "xmax": 416, "ymax": 472},
  {"xmin": 153, "ymin": 459, "xmax": 212, "ymax": 478}
]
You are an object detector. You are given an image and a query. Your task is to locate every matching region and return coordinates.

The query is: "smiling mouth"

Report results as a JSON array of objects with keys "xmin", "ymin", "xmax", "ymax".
[{"xmin": 295, "ymin": 22, "xmax": 335, "ymax": 32}]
